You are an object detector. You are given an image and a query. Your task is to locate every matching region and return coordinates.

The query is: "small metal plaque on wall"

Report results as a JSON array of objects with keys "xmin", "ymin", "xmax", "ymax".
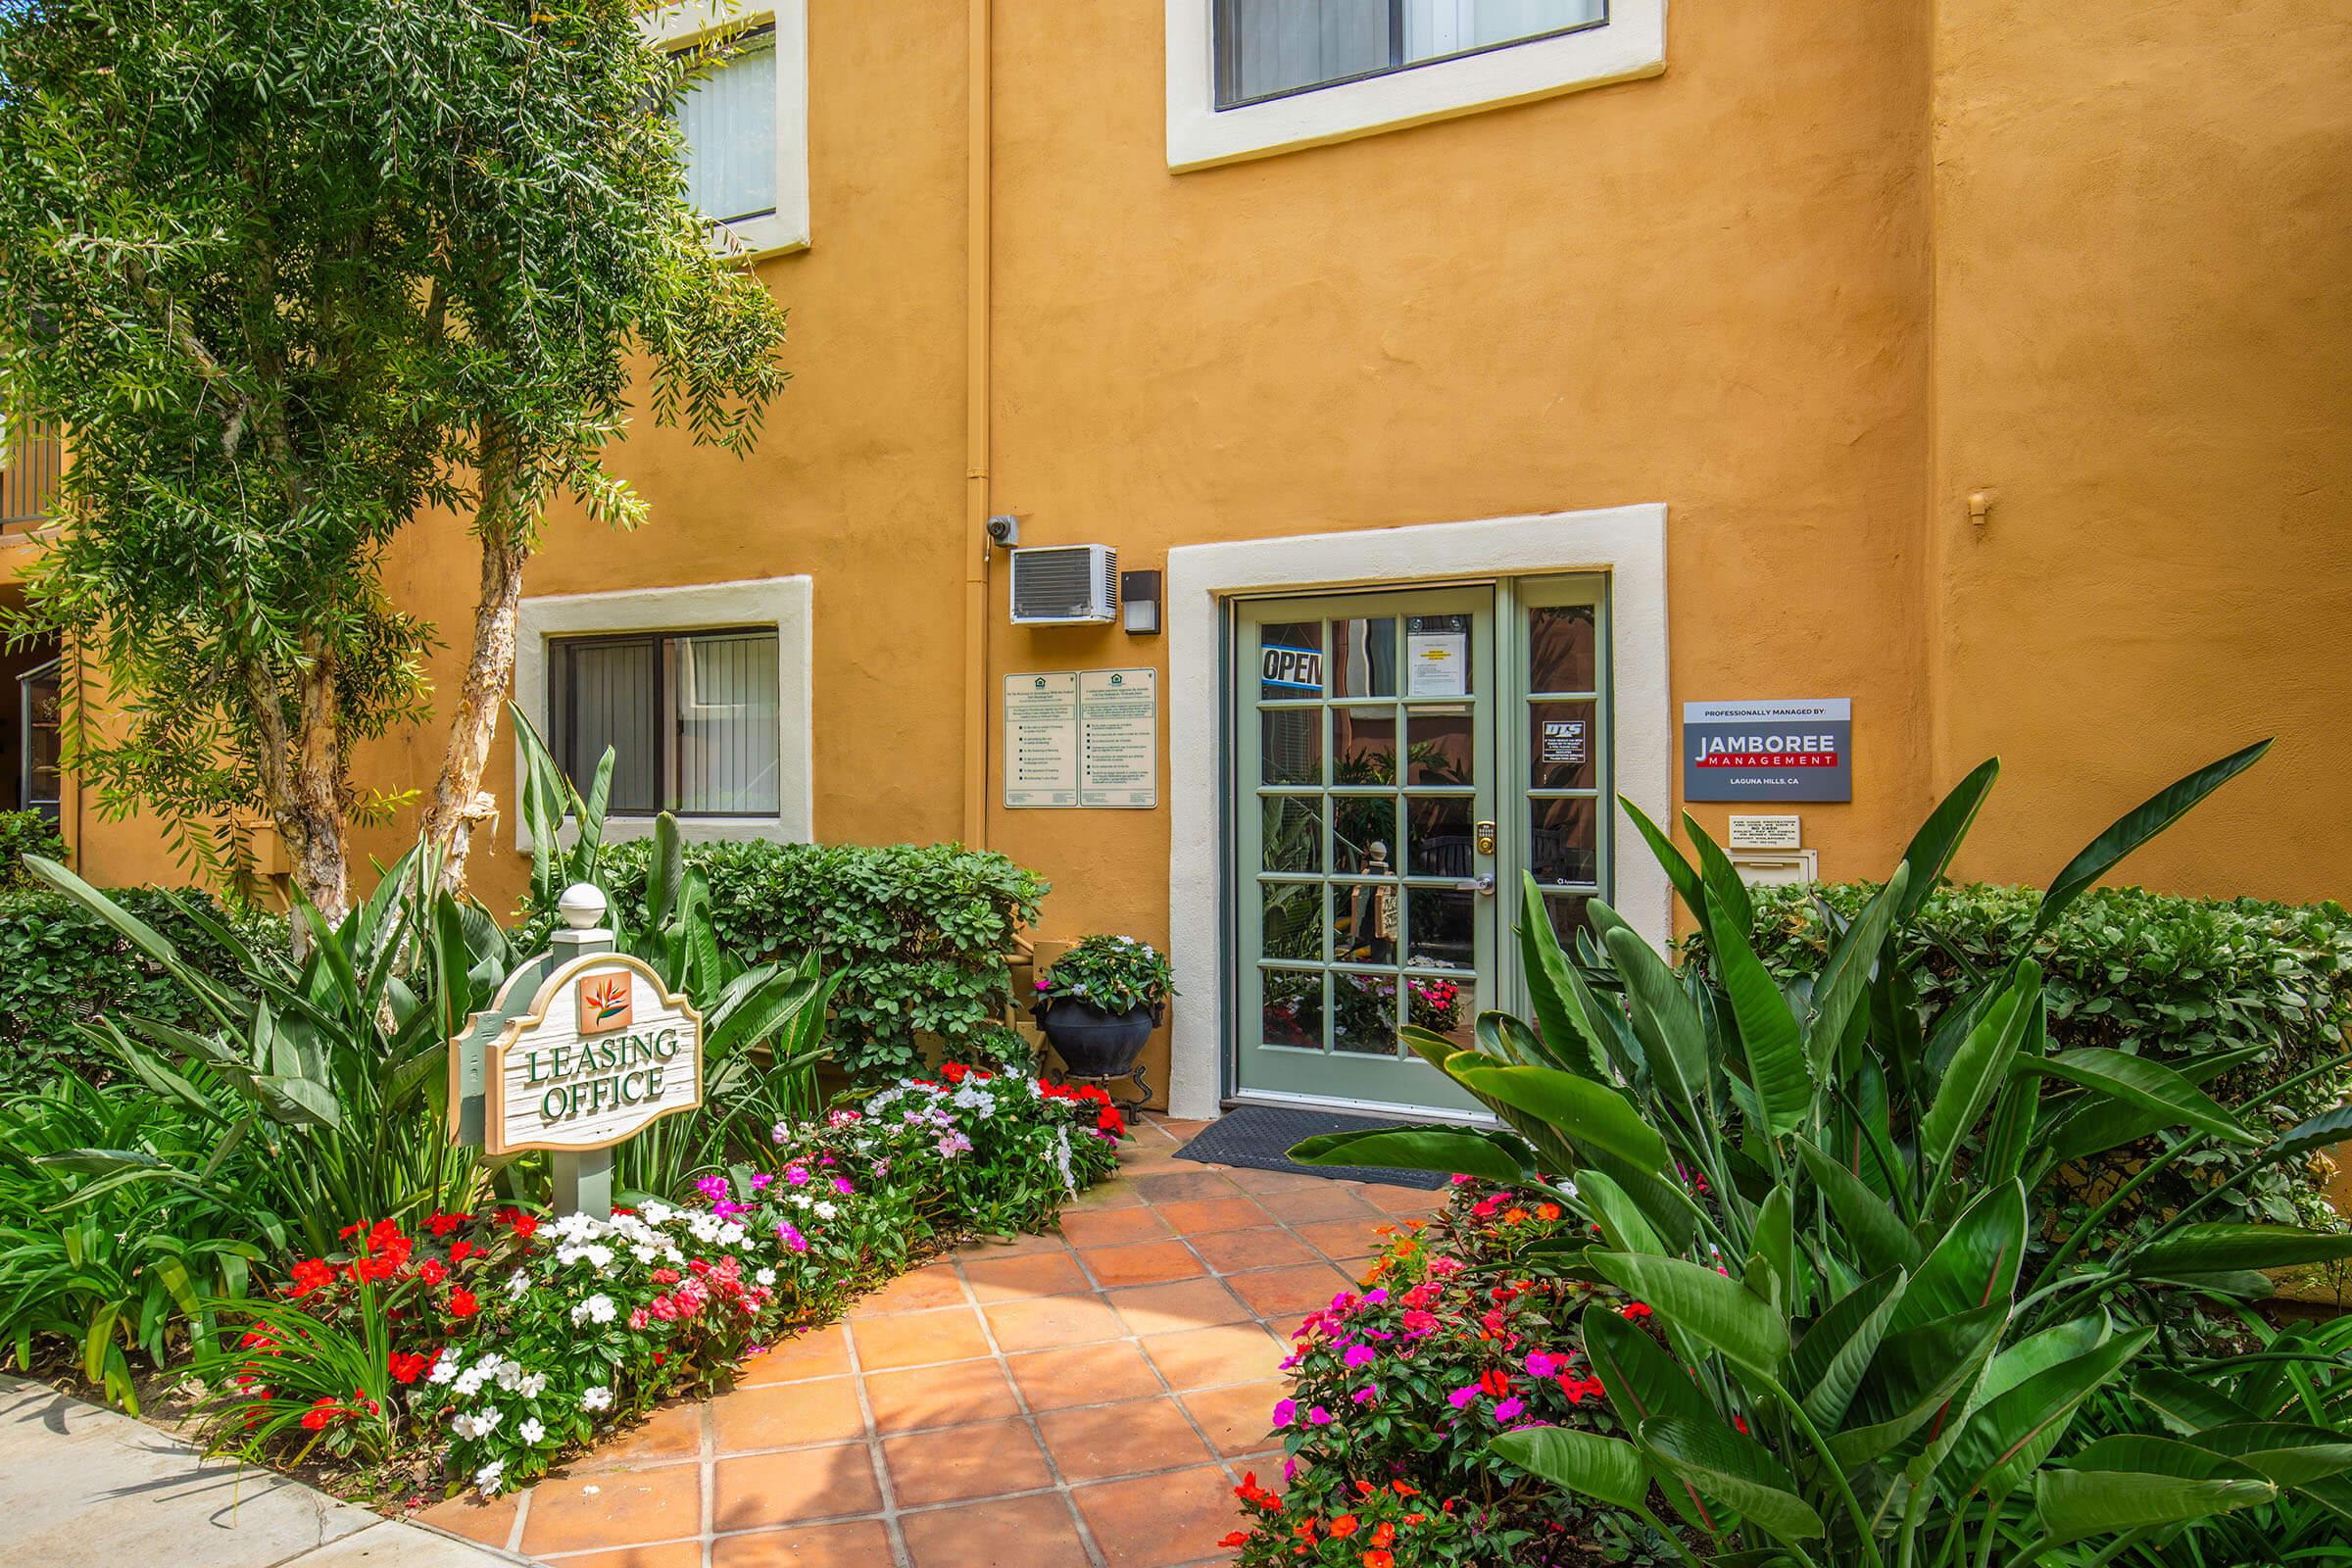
[{"xmin": 1683, "ymin": 700, "xmax": 1852, "ymax": 803}]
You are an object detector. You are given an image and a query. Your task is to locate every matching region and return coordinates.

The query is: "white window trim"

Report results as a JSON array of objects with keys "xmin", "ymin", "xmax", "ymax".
[
  {"xmin": 1165, "ymin": 0, "xmax": 1665, "ymax": 172},
  {"xmin": 650, "ymin": 1, "xmax": 810, "ymax": 259},
  {"xmin": 1161, "ymin": 505, "xmax": 1673, "ymax": 1120},
  {"xmin": 514, "ymin": 575, "xmax": 813, "ymax": 852}
]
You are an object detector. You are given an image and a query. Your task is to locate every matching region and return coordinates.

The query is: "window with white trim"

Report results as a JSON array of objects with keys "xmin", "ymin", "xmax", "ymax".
[
  {"xmin": 1166, "ymin": 0, "xmax": 1663, "ymax": 171},
  {"xmin": 550, "ymin": 627, "xmax": 781, "ymax": 817},
  {"xmin": 1216, "ymin": 0, "xmax": 1605, "ymax": 108},
  {"xmin": 653, "ymin": 2, "xmax": 809, "ymax": 256}
]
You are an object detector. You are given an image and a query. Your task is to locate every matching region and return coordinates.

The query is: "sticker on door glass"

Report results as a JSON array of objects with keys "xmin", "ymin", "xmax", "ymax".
[
  {"xmin": 1541, "ymin": 719, "xmax": 1588, "ymax": 764},
  {"xmin": 1404, "ymin": 625, "xmax": 1467, "ymax": 697}
]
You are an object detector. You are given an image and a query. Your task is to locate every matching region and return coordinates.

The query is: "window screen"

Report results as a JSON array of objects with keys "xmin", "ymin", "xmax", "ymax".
[
  {"xmin": 676, "ymin": 28, "xmax": 780, "ymax": 224},
  {"xmin": 1215, "ymin": 0, "xmax": 1605, "ymax": 108},
  {"xmin": 550, "ymin": 628, "xmax": 780, "ymax": 817}
]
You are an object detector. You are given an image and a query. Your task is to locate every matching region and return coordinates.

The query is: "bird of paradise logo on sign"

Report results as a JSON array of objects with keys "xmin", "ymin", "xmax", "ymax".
[{"xmin": 575, "ymin": 971, "xmax": 635, "ymax": 1035}]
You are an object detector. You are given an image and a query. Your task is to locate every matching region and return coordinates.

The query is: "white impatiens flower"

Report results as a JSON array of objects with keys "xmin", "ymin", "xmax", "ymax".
[
  {"xmin": 473, "ymin": 1459, "xmax": 505, "ymax": 1495},
  {"xmin": 519, "ymin": 1417, "xmax": 547, "ymax": 1446},
  {"xmin": 427, "ymin": 1348, "xmax": 461, "ymax": 1386},
  {"xmin": 581, "ymin": 1386, "xmax": 613, "ymax": 1412},
  {"xmin": 514, "ymin": 1372, "xmax": 548, "ymax": 1398},
  {"xmin": 755, "ymin": 1268, "xmax": 777, "ymax": 1287},
  {"xmin": 572, "ymin": 1294, "xmax": 617, "ymax": 1326},
  {"xmin": 506, "ymin": 1268, "xmax": 532, "ymax": 1299},
  {"xmin": 811, "ymin": 1201, "xmax": 838, "ymax": 1221}
]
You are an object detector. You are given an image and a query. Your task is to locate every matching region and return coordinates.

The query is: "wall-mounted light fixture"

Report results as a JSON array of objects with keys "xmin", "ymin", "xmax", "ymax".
[{"xmin": 1120, "ymin": 569, "xmax": 1162, "ymax": 636}]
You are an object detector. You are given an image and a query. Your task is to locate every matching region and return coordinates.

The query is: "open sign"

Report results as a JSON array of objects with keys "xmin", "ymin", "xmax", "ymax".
[{"xmin": 1261, "ymin": 645, "xmax": 1323, "ymax": 691}]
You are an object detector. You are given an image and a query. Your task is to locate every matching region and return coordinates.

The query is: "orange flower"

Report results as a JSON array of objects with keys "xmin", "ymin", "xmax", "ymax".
[
  {"xmin": 1371, "ymin": 1521, "xmax": 1396, "ymax": 1546},
  {"xmin": 1538, "ymin": 1202, "xmax": 1563, "ymax": 1221},
  {"xmin": 1503, "ymin": 1206, "xmax": 1530, "ymax": 1224},
  {"xmin": 1362, "ymin": 1551, "xmax": 1395, "ymax": 1568},
  {"xmin": 1329, "ymin": 1514, "xmax": 1360, "ymax": 1539}
]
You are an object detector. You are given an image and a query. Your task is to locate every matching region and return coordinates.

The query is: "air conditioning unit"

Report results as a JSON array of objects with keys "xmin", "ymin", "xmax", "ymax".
[{"xmin": 1008, "ymin": 544, "xmax": 1119, "ymax": 625}]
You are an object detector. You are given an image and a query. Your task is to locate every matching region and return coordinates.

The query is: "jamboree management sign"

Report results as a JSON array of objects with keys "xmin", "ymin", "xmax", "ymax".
[{"xmin": 1683, "ymin": 699, "xmax": 1852, "ymax": 803}]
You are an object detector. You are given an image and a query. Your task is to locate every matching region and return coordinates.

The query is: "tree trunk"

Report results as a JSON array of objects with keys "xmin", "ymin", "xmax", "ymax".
[
  {"xmin": 419, "ymin": 431, "xmax": 531, "ymax": 895},
  {"xmin": 248, "ymin": 641, "xmax": 353, "ymax": 924}
]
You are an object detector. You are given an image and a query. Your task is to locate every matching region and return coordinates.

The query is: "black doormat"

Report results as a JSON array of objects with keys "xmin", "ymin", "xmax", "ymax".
[{"xmin": 1174, "ymin": 1105, "xmax": 1452, "ymax": 1190}]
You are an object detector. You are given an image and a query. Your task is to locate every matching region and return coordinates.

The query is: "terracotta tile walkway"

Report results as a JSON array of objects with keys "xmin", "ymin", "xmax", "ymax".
[{"xmin": 422, "ymin": 1115, "xmax": 1443, "ymax": 1568}]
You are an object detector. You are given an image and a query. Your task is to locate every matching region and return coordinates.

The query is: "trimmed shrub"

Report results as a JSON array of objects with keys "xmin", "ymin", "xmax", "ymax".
[
  {"xmin": 547, "ymin": 840, "xmax": 1048, "ymax": 1083},
  {"xmin": 0, "ymin": 810, "xmax": 65, "ymax": 888},
  {"xmin": 1724, "ymin": 881, "xmax": 2352, "ymax": 1230},
  {"xmin": 0, "ymin": 885, "xmax": 279, "ymax": 1095}
]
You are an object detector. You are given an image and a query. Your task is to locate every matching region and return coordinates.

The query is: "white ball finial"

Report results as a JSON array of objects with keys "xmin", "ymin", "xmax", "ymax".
[{"xmin": 558, "ymin": 883, "xmax": 609, "ymax": 931}]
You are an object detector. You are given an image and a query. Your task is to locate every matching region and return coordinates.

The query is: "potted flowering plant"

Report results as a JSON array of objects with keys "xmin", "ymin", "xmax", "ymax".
[{"xmin": 1031, "ymin": 934, "xmax": 1175, "ymax": 1080}]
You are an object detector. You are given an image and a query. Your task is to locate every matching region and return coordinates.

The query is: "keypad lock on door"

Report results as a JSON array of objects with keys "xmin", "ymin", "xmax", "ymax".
[{"xmin": 1475, "ymin": 820, "xmax": 1497, "ymax": 856}]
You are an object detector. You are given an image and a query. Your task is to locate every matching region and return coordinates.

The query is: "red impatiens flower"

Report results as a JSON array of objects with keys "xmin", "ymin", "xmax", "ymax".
[
  {"xmin": 388, "ymin": 1350, "xmax": 434, "ymax": 1385},
  {"xmin": 300, "ymin": 1396, "xmax": 340, "ymax": 1430},
  {"xmin": 287, "ymin": 1258, "xmax": 334, "ymax": 1298},
  {"xmin": 447, "ymin": 1289, "xmax": 479, "ymax": 1318}
]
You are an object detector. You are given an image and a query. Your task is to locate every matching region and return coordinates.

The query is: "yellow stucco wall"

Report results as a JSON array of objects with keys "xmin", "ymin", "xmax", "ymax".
[{"xmin": 15, "ymin": 1, "xmax": 2349, "ymax": 1102}]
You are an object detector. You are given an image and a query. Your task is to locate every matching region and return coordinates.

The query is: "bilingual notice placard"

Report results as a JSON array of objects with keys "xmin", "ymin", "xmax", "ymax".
[
  {"xmin": 1079, "ymin": 668, "xmax": 1157, "ymax": 808},
  {"xmin": 1004, "ymin": 668, "xmax": 1159, "ymax": 808},
  {"xmin": 1683, "ymin": 699, "xmax": 1852, "ymax": 803}
]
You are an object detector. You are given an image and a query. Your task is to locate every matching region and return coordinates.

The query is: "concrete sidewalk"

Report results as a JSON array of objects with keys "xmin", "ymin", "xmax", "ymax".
[{"xmin": 0, "ymin": 1374, "xmax": 525, "ymax": 1568}]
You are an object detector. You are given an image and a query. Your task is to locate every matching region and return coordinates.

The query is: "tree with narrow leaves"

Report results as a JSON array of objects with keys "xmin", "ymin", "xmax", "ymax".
[{"xmin": 0, "ymin": 0, "xmax": 788, "ymax": 915}]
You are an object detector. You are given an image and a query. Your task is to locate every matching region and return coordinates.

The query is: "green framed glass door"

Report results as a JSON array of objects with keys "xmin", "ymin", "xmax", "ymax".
[{"xmin": 1234, "ymin": 587, "xmax": 1495, "ymax": 1114}]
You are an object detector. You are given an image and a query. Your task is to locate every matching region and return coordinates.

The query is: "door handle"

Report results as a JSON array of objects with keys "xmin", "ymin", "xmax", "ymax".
[{"xmin": 1455, "ymin": 872, "xmax": 1497, "ymax": 896}]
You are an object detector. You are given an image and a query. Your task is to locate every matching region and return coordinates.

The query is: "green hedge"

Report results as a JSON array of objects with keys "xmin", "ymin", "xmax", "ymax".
[
  {"xmin": 0, "ymin": 810, "xmax": 65, "ymax": 890},
  {"xmin": 1731, "ymin": 881, "xmax": 2352, "ymax": 1230},
  {"xmin": 0, "ymin": 886, "xmax": 277, "ymax": 1096},
  {"xmin": 546, "ymin": 840, "xmax": 1049, "ymax": 1083}
]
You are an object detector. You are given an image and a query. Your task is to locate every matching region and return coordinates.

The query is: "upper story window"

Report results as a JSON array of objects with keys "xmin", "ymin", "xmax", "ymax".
[
  {"xmin": 652, "ymin": 2, "xmax": 809, "ymax": 257},
  {"xmin": 1215, "ymin": 0, "xmax": 1604, "ymax": 108},
  {"xmin": 1167, "ymin": 0, "xmax": 1663, "ymax": 171}
]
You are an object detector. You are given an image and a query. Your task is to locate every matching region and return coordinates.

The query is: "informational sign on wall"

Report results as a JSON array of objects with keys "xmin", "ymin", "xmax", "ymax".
[
  {"xmin": 1683, "ymin": 700, "xmax": 1852, "ymax": 803},
  {"xmin": 1004, "ymin": 672, "xmax": 1080, "ymax": 807},
  {"xmin": 474, "ymin": 955, "xmax": 705, "ymax": 1156},
  {"xmin": 1729, "ymin": 814, "xmax": 1803, "ymax": 850},
  {"xmin": 1004, "ymin": 668, "xmax": 1158, "ymax": 809},
  {"xmin": 1079, "ymin": 668, "xmax": 1157, "ymax": 808}
]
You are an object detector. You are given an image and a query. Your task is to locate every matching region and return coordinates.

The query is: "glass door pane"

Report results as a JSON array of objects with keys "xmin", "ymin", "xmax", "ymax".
[{"xmin": 1508, "ymin": 576, "xmax": 1611, "ymax": 971}]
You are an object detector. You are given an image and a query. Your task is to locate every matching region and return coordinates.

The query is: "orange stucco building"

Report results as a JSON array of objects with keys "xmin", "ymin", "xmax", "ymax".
[{"xmin": 3, "ymin": 0, "xmax": 2346, "ymax": 1119}]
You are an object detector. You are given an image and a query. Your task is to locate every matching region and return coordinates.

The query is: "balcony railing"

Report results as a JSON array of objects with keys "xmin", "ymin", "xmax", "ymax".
[{"xmin": 2, "ymin": 425, "xmax": 61, "ymax": 528}]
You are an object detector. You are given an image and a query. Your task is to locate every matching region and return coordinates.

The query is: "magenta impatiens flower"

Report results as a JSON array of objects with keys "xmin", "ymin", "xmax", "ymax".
[
  {"xmin": 1272, "ymin": 1397, "xmax": 1298, "ymax": 1427},
  {"xmin": 1447, "ymin": 1385, "xmax": 1480, "ymax": 1410},
  {"xmin": 1493, "ymin": 1396, "xmax": 1526, "ymax": 1424},
  {"xmin": 1343, "ymin": 1344, "xmax": 1378, "ymax": 1369},
  {"xmin": 1306, "ymin": 1405, "xmax": 1333, "ymax": 1425}
]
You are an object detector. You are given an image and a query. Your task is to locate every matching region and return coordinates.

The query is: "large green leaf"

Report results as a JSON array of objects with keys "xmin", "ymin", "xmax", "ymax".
[
  {"xmin": 2274, "ymin": 1103, "xmax": 2352, "ymax": 1165},
  {"xmin": 1706, "ymin": 891, "xmax": 1809, "ymax": 1137},
  {"xmin": 2132, "ymin": 1369, "xmax": 2255, "ymax": 1435},
  {"xmin": 2036, "ymin": 740, "xmax": 2271, "ymax": 934},
  {"xmin": 1896, "ymin": 758, "xmax": 2000, "ymax": 920},
  {"xmin": 1285, "ymin": 1126, "xmax": 1534, "ymax": 1185},
  {"xmin": 1450, "ymin": 1062, "xmax": 1668, "ymax": 1172},
  {"xmin": 1576, "ymin": 1168, "xmax": 1667, "ymax": 1255},
  {"xmin": 2127, "ymin": 1223, "xmax": 2352, "ymax": 1278},
  {"xmin": 1941, "ymin": 1324, "xmax": 2152, "ymax": 1502},
  {"xmin": 1588, "ymin": 1250, "xmax": 1788, "ymax": 1377},
  {"xmin": 2026, "ymin": 1049, "xmax": 2256, "ymax": 1147},
  {"xmin": 1832, "ymin": 1301, "xmax": 2008, "ymax": 1467},
  {"xmin": 1803, "ymin": 866, "xmax": 1909, "ymax": 1082},
  {"xmin": 1494, "ymin": 1428, "xmax": 1652, "ymax": 1512},
  {"xmin": 1891, "ymin": 1179, "xmax": 2027, "ymax": 1332},
  {"xmin": 1685, "ymin": 814, "xmax": 1754, "ymax": 941},
  {"xmin": 1603, "ymin": 924, "xmax": 1712, "ymax": 1125},
  {"xmin": 1792, "ymin": 1267, "xmax": 1908, "ymax": 1429},
  {"xmin": 2034, "ymin": 1436, "xmax": 2275, "ymax": 1544},
  {"xmin": 1585, "ymin": 1305, "xmax": 1727, "ymax": 1534},
  {"xmin": 2039, "ymin": 1042, "xmax": 2266, "ymax": 1169},
  {"xmin": 1622, "ymin": 797, "xmax": 1712, "ymax": 942},
  {"xmin": 2188, "ymin": 1424, "xmax": 2352, "ymax": 1489},
  {"xmin": 1517, "ymin": 875, "xmax": 1613, "ymax": 1077},
  {"xmin": 1641, "ymin": 1417, "xmax": 1824, "ymax": 1544},
  {"xmin": 1919, "ymin": 964, "xmax": 2039, "ymax": 1177},
  {"xmin": 1794, "ymin": 1136, "xmax": 1916, "ymax": 1276}
]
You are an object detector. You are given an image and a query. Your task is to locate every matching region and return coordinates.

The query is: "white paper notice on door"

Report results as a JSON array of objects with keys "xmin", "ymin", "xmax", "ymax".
[{"xmin": 1405, "ymin": 628, "xmax": 1468, "ymax": 697}]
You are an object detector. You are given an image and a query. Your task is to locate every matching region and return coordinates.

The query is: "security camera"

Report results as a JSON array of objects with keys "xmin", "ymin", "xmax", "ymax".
[{"xmin": 986, "ymin": 514, "xmax": 1020, "ymax": 547}]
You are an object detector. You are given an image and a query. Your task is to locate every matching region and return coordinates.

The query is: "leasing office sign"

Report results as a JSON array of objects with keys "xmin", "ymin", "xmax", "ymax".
[{"xmin": 1683, "ymin": 699, "xmax": 1852, "ymax": 803}]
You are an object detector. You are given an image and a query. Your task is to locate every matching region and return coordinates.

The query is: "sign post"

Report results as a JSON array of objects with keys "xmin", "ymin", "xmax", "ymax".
[{"xmin": 449, "ymin": 884, "xmax": 705, "ymax": 1220}]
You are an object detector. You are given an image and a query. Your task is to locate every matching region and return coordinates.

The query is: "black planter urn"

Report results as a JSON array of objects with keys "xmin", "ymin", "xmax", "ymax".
[{"xmin": 1033, "ymin": 998, "xmax": 1162, "ymax": 1079}]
